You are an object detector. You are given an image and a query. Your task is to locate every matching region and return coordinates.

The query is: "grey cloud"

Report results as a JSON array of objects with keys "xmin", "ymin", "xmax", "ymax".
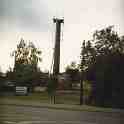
[{"xmin": 0, "ymin": 0, "xmax": 50, "ymax": 32}]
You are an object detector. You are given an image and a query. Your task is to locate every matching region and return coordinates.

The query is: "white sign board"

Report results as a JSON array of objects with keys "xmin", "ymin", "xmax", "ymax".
[{"xmin": 15, "ymin": 86, "xmax": 28, "ymax": 95}]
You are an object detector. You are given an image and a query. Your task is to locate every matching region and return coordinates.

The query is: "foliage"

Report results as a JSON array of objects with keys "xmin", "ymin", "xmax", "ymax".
[
  {"xmin": 12, "ymin": 38, "xmax": 42, "ymax": 69},
  {"xmin": 0, "ymin": 72, "xmax": 5, "ymax": 88},
  {"xmin": 80, "ymin": 26, "xmax": 124, "ymax": 108},
  {"xmin": 80, "ymin": 40, "xmax": 96, "ymax": 72},
  {"xmin": 11, "ymin": 38, "xmax": 42, "ymax": 87},
  {"xmin": 65, "ymin": 62, "xmax": 80, "ymax": 88},
  {"xmin": 47, "ymin": 75, "xmax": 57, "ymax": 94}
]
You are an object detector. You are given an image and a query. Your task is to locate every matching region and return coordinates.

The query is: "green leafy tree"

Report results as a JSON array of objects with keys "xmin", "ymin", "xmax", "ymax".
[
  {"xmin": 92, "ymin": 26, "xmax": 124, "ymax": 108},
  {"xmin": 0, "ymin": 68, "xmax": 5, "ymax": 92},
  {"xmin": 80, "ymin": 40, "xmax": 96, "ymax": 104},
  {"xmin": 80, "ymin": 26, "xmax": 124, "ymax": 108},
  {"xmin": 65, "ymin": 62, "xmax": 79, "ymax": 89},
  {"xmin": 80, "ymin": 40, "xmax": 96, "ymax": 72},
  {"xmin": 12, "ymin": 38, "xmax": 42, "ymax": 88},
  {"xmin": 93, "ymin": 26, "xmax": 121, "ymax": 54}
]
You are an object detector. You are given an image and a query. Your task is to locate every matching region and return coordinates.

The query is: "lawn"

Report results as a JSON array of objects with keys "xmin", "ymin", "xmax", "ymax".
[
  {"xmin": 56, "ymin": 93, "xmax": 80, "ymax": 104},
  {"xmin": 1, "ymin": 91, "xmax": 81, "ymax": 105},
  {"xmin": 0, "ymin": 92, "xmax": 50, "ymax": 103},
  {"xmin": 0, "ymin": 92, "xmax": 114, "ymax": 112}
]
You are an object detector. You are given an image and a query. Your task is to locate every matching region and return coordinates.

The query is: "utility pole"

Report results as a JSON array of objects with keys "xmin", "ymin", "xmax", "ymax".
[
  {"xmin": 53, "ymin": 18, "xmax": 64, "ymax": 75},
  {"xmin": 52, "ymin": 18, "xmax": 64, "ymax": 104}
]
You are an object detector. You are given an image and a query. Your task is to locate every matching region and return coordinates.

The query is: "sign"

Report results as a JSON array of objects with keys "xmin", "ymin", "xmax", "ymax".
[{"xmin": 15, "ymin": 86, "xmax": 28, "ymax": 95}]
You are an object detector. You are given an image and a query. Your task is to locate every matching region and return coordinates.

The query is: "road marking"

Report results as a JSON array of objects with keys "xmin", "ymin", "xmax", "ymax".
[
  {"xmin": 3, "ymin": 121, "xmax": 97, "ymax": 124},
  {"xmin": 17, "ymin": 121, "xmax": 96, "ymax": 124},
  {"xmin": 3, "ymin": 121, "xmax": 16, "ymax": 124},
  {"xmin": 18, "ymin": 121, "xmax": 58, "ymax": 124}
]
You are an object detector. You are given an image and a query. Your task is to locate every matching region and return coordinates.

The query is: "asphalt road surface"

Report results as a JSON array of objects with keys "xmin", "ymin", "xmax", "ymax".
[{"xmin": 0, "ymin": 105, "xmax": 124, "ymax": 124}]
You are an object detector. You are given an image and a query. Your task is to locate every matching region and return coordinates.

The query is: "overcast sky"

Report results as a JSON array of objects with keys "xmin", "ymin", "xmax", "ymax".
[{"xmin": 0, "ymin": 0, "xmax": 124, "ymax": 72}]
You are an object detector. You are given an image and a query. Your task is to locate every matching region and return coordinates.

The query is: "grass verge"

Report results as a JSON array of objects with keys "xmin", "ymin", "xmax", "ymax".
[{"xmin": 0, "ymin": 92, "xmax": 114, "ymax": 113}]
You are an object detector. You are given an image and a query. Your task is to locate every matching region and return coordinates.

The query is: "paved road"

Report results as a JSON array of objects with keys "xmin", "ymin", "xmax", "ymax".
[{"xmin": 0, "ymin": 105, "xmax": 123, "ymax": 124}]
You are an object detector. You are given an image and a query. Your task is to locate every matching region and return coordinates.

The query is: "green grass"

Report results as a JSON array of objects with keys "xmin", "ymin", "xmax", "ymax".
[
  {"xmin": 56, "ymin": 94, "xmax": 80, "ymax": 104},
  {"xmin": 1, "ymin": 92, "xmax": 81, "ymax": 105},
  {"xmin": 1, "ymin": 92, "xmax": 50, "ymax": 103},
  {"xmin": 0, "ymin": 92, "xmax": 114, "ymax": 112},
  {"xmin": 48, "ymin": 104, "xmax": 113, "ymax": 112}
]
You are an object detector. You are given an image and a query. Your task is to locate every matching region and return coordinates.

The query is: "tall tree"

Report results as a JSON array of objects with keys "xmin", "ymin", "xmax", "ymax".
[
  {"xmin": 65, "ymin": 61, "xmax": 79, "ymax": 89},
  {"xmin": 80, "ymin": 40, "xmax": 96, "ymax": 104},
  {"xmin": 93, "ymin": 26, "xmax": 121, "ymax": 54},
  {"xmin": 12, "ymin": 38, "xmax": 42, "ymax": 87},
  {"xmin": 80, "ymin": 26, "xmax": 124, "ymax": 108},
  {"xmin": 80, "ymin": 40, "xmax": 96, "ymax": 72}
]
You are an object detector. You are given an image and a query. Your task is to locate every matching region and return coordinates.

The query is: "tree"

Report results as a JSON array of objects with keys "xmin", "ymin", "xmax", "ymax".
[
  {"xmin": 80, "ymin": 40, "xmax": 96, "ymax": 72},
  {"xmin": 80, "ymin": 26, "xmax": 124, "ymax": 108},
  {"xmin": 92, "ymin": 26, "xmax": 124, "ymax": 107},
  {"xmin": 12, "ymin": 38, "xmax": 42, "ymax": 88},
  {"xmin": 0, "ymin": 69, "xmax": 4, "ymax": 91},
  {"xmin": 12, "ymin": 38, "xmax": 42, "ymax": 70},
  {"xmin": 65, "ymin": 62, "xmax": 79, "ymax": 89},
  {"xmin": 80, "ymin": 40, "xmax": 96, "ymax": 104},
  {"xmin": 6, "ymin": 67, "xmax": 14, "ymax": 82}
]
